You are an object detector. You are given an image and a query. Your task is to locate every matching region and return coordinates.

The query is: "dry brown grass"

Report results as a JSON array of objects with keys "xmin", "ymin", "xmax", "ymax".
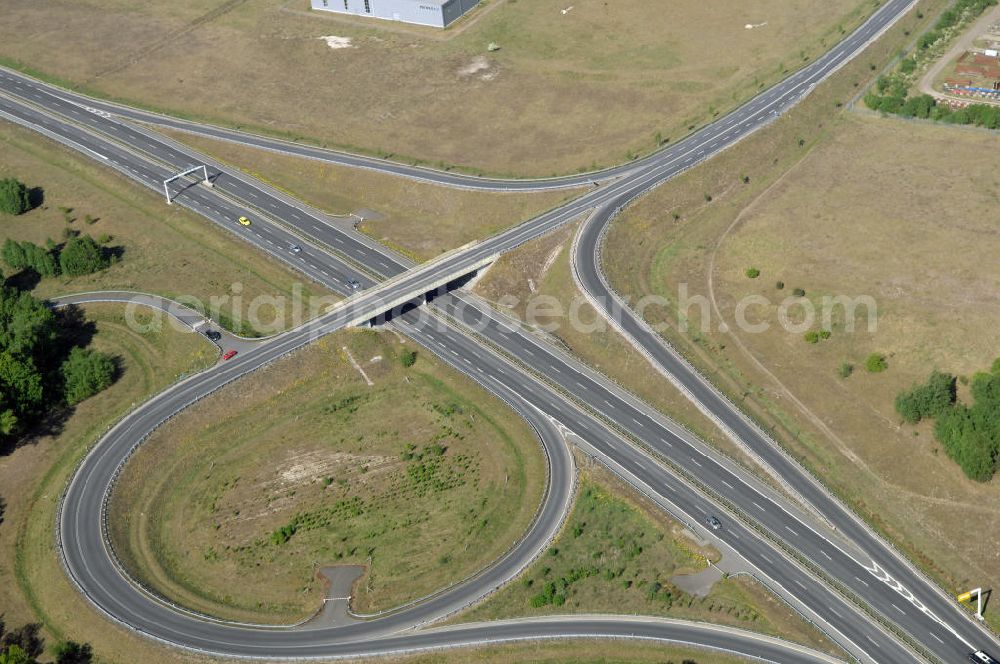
[
  {"xmin": 161, "ymin": 129, "xmax": 578, "ymax": 261},
  {"xmin": 1, "ymin": 0, "xmax": 869, "ymax": 176},
  {"xmin": 0, "ymin": 121, "xmax": 324, "ymax": 335},
  {"xmin": 108, "ymin": 328, "xmax": 545, "ymax": 623},
  {"xmin": 707, "ymin": 114, "xmax": 1000, "ymax": 614},
  {"xmin": 602, "ymin": 0, "xmax": 1000, "ymax": 630}
]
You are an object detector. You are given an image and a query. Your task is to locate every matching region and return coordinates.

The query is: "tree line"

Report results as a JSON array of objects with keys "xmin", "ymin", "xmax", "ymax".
[
  {"xmin": 2, "ymin": 235, "xmax": 113, "ymax": 279},
  {"xmin": 895, "ymin": 360, "xmax": 1000, "ymax": 481},
  {"xmin": 0, "ymin": 285, "xmax": 116, "ymax": 450}
]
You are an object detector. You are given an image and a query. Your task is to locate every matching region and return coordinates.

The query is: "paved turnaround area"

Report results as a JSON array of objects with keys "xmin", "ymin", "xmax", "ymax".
[{"xmin": 3, "ymin": 0, "xmax": 1000, "ymax": 661}]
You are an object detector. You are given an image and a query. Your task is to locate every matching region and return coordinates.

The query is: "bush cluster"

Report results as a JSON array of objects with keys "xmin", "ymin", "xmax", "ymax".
[
  {"xmin": 2, "ymin": 235, "xmax": 112, "ymax": 279},
  {"xmin": 0, "ymin": 287, "xmax": 116, "ymax": 447},
  {"xmin": 894, "ymin": 370, "xmax": 956, "ymax": 424},
  {"xmin": 934, "ymin": 368, "xmax": 1000, "ymax": 481},
  {"xmin": 61, "ymin": 347, "xmax": 116, "ymax": 405},
  {"xmin": 896, "ymin": 362, "xmax": 1000, "ymax": 481},
  {"xmin": 2, "ymin": 240, "xmax": 58, "ymax": 277}
]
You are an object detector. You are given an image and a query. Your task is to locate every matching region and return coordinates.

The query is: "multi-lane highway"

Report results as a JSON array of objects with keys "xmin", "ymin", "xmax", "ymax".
[{"xmin": 5, "ymin": 0, "xmax": 1000, "ymax": 661}]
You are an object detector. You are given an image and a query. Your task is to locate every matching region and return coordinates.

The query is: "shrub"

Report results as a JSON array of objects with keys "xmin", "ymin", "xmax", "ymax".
[
  {"xmin": 400, "ymin": 349, "xmax": 417, "ymax": 368},
  {"xmin": 865, "ymin": 353, "xmax": 888, "ymax": 373},
  {"xmin": 61, "ymin": 347, "xmax": 116, "ymax": 405},
  {"xmin": 0, "ymin": 178, "xmax": 30, "ymax": 215},
  {"xmin": 838, "ymin": 362, "xmax": 853, "ymax": 378},
  {"xmin": 804, "ymin": 331, "xmax": 820, "ymax": 344},
  {"xmin": 745, "ymin": 267, "xmax": 760, "ymax": 279},
  {"xmin": 791, "ymin": 287, "xmax": 806, "ymax": 297},
  {"xmin": 2, "ymin": 238, "xmax": 26, "ymax": 270},
  {"xmin": 60, "ymin": 235, "xmax": 109, "ymax": 276},
  {"xmin": 865, "ymin": 353, "xmax": 889, "ymax": 373},
  {"xmin": 54, "ymin": 640, "xmax": 93, "ymax": 664},
  {"xmin": 894, "ymin": 371, "xmax": 956, "ymax": 424},
  {"xmin": 934, "ymin": 406, "xmax": 995, "ymax": 481},
  {"xmin": 819, "ymin": 329, "xmax": 831, "ymax": 340},
  {"xmin": 270, "ymin": 523, "xmax": 297, "ymax": 545},
  {"xmin": 775, "ymin": 281, "xmax": 784, "ymax": 290}
]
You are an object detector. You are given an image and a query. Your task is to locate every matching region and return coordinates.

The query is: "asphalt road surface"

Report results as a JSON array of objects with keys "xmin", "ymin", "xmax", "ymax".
[{"xmin": 4, "ymin": 0, "xmax": 998, "ymax": 660}]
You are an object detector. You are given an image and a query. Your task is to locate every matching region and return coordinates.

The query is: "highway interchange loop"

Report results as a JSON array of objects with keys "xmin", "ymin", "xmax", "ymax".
[{"xmin": 2, "ymin": 0, "xmax": 999, "ymax": 661}]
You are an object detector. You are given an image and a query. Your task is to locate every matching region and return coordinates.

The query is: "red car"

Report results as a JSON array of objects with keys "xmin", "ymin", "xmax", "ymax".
[{"xmin": 222, "ymin": 350, "xmax": 238, "ymax": 361}]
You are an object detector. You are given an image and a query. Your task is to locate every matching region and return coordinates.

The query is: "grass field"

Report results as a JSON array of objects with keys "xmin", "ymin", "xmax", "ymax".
[
  {"xmin": 162, "ymin": 129, "xmax": 578, "ymax": 261},
  {"xmin": 462, "ymin": 462, "xmax": 837, "ymax": 656},
  {"xmin": 0, "ymin": 121, "xmax": 325, "ymax": 336},
  {"xmin": 0, "ymin": 304, "xmax": 218, "ymax": 664},
  {"xmin": 108, "ymin": 328, "xmax": 545, "ymax": 623},
  {"xmin": 603, "ymin": 0, "xmax": 1000, "ymax": 631},
  {"xmin": 1, "ymin": 0, "xmax": 870, "ymax": 176}
]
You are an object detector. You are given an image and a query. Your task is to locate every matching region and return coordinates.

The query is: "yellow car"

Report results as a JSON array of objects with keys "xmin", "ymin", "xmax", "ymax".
[{"xmin": 238, "ymin": 216, "xmax": 252, "ymax": 226}]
